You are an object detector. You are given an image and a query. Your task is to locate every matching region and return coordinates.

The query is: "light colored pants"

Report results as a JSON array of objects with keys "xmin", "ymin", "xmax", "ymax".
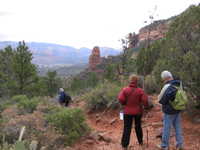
[{"xmin": 161, "ymin": 113, "xmax": 183, "ymax": 148}]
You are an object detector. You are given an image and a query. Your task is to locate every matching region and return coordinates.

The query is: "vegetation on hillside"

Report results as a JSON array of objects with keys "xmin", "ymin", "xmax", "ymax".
[
  {"xmin": 137, "ymin": 5, "xmax": 200, "ymax": 106},
  {"xmin": 0, "ymin": 42, "xmax": 62, "ymax": 98},
  {"xmin": 83, "ymin": 81, "xmax": 122, "ymax": 112},
  {"xmin": 37, "ymin": 63, "xmax": 88, "ymax": 77},
  {"xmin": 46, "ymin": 107, "xmax": 89, "ymax": 145},
  {"xmin": 0, "ymin": 41, "xmax": 90, "ymax": 150},
  {"xmin": 0, "ymin": 96, "xmax": 89, "ymax": 149},
  {"xmin": 69, "ymin": 5, "xmax": 200, "ymax": 112}
]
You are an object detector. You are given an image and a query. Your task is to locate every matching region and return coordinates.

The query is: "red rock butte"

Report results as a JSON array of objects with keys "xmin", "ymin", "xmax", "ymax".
[{"xmin": 89, "ymin": 46, "xmax": 102, "ymax": 71}]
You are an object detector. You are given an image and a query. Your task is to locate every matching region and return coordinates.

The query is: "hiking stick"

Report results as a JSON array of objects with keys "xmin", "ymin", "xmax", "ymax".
[
  {"xmin": 142, "ymin": 76, "xmax": 150, "ymax": 148},
  {"xmin": 146, "ymin": 127, "xmax": 149, "ymax": 148}
]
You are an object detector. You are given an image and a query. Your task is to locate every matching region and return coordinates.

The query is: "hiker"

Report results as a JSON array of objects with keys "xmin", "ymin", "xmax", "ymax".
[
  {"xmin": 58, "ymin": 88, "xmax": 71, "ymax": 107},
  {"xmin": 157, "ymin": 71, "xmax": 184, "ymax": 150},
  {"xmin": 118, "ymin": 74, "xmax": 148, "ymax": 150}
]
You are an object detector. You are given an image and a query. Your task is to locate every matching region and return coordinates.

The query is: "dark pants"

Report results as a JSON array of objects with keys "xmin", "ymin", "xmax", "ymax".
[{"xmin": 121, "ymin": 114, "xmax": 143, "ymax": 148}]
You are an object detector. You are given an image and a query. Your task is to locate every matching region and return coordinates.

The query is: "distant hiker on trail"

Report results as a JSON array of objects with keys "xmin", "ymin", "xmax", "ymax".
[
  {"xmin": 118, "ymin": 74, "xmax": 148, "ymax": 150},
  {"xmin": 157, "ymin": 71, "xmax": 184, "ymax": 150},
  {"xmin": 58, "ymin": 88, "xmax": 72, "ymax": 107}
]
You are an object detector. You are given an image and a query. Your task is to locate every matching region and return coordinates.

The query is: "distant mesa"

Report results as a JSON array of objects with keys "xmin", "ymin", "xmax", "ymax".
[
  {"xmin": 0, "ymin": 42, "xmax": 121, "ymax": 66},
  {"xmin": 89, "ymin": 46, "xmax": 102, "ymax": 71}
]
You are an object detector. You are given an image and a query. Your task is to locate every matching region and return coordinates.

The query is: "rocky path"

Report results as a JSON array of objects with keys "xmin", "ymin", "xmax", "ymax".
[{"xmin": 69, "ymin": 97, "xmax": 200, "ymax": 150}]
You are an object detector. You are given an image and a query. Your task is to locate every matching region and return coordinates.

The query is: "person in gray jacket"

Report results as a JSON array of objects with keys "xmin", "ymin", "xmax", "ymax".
[{"xmin": 157, "ymin": 71, "xmax": 184, "ymax": 150}]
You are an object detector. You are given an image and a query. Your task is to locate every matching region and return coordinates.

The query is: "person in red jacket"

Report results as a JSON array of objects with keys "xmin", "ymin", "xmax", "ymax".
[{"xmin": 118, "ymin": 74, "xmax": 148, "ymax": 150}]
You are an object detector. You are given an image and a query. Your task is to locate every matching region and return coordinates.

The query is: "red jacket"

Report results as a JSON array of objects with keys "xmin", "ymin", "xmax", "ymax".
[{"xmin": 118, "ymin": 81, "xmax": 148, "ymax": 115}]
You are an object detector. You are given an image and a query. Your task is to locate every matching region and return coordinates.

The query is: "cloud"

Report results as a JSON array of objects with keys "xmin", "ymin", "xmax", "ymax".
[
  {"xmin": 0, "ymin": 0, "xmax": 199, "ymax": 48},
  {"xmin": 0, "ymin": 11, "xmax": 12, "ymax": 16}
]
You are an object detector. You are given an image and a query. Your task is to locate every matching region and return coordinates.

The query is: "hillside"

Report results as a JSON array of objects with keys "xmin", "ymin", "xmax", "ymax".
[
  {"xmin": 37, "ymin": 63, "xmax": 88, "ymax": 77},
  {"xmin": 0, "ymin": 41, "xmax": 121, "ymax": 65}
]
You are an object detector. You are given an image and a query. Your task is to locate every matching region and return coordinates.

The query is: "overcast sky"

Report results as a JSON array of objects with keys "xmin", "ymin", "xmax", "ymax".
[{"xmin": 0, "ymin": 0, "xmax": 199, "ymax": 49}]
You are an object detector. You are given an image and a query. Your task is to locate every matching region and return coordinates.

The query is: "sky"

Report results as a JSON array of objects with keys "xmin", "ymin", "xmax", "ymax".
[{"xmin": 0, "ymin": 0, "xmax": 199, "ymax": 49}]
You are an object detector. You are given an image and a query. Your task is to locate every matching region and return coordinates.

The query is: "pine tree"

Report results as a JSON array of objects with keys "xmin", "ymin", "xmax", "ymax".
[
  {"xmin": 12, "ymin": 41, "xmax": 37, "ymax": 95},
  {"xmin": 0, "ymin": 46, "xmax": 15, "ymax": 96}
]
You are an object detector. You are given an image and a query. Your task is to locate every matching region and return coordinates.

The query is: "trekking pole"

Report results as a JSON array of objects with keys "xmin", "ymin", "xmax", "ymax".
[
  {"xmin": 142, "ymin": 75, "xmax": 150, "ymax": 148},
  {"xmin": 146, "ymin": 128, "xmax": 149, "ymax": 148}
]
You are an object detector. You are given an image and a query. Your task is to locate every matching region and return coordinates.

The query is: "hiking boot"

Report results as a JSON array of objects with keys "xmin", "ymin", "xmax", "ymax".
[
  {"xmin": 156, "ymin": 144, "xmax": 169, "ymax": 150},
  {"xmin": 156, "ymin": 133, "xmax": 162, "ymax": 139}
]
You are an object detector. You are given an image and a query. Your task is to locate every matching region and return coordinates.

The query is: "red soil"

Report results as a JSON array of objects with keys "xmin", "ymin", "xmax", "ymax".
[{"xmin": 71, "ymin": 97, "xmax": 200, "ymax": 150}]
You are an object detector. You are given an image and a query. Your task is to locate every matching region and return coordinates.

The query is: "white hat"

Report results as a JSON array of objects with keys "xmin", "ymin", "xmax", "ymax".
[
  {"xmin": 161, "ymin": 70, "xmax": 173, "ymax": 79},
  {"xmin": 59, "ymin": 88, "xmax": 64, "ymax": 92}
]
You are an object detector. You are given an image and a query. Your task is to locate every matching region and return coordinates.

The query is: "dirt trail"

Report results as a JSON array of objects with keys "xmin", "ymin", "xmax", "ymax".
[{"xmin": 70, "ymin": 97, "xmax": 200, "ymax": 150}]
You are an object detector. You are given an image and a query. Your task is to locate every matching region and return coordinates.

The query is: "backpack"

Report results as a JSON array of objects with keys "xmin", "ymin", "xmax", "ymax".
[
  {"xmin": 64, "ymin": 93, "xmax": 71, "ymax": 106},
  {"xmin": 169, "ymin": 82, "xmax": 188, "ymax": 110}
]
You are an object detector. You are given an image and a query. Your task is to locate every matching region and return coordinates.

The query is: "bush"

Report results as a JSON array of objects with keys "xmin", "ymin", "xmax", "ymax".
[
  {"xmin": 0, "ymin": 102, "xmax": 12, "ymax": 113},
  {"xmin": 11, "ymin": 95, "xmax": 40, "ymax": 113},
  {"xmin": 84, "ymin": 81, "xmax": 121, "ymax": 112},
  {"xmin": 11, "ymin": 95, "xmax": 29, "ymax": 103},
  {"xmin": 46, "ymin": 108, "xmax": 89, "ymax": 146},
  {"xmin": 0, "ymin": 95, "xmax": 41, "ymax": 114},
  {"xmin": 17, "ymin": 97, "xmax": 40, "ymax": 113},
  {"xmin": 0, "ymin": 95, "xmax": 29, "ymax": 113}
]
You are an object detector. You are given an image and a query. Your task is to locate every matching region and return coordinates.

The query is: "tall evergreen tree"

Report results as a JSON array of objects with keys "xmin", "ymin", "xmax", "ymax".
[
  {"xmin": 0, "ymin": 46, "xmax": 15, "ymax": 96},
  {"xmin": 12, "ymin": 41, "xmax": 37, "ymax": 95}
]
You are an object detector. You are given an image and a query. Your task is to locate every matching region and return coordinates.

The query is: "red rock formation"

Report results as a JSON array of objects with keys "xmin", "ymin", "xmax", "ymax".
[
  {"xmin": 89, "ymin": 46, "xmax": 101, "ymax": 71},
  {"xmin": 138, "ymin": 21, "xmax": 169, "ymax": 43}
]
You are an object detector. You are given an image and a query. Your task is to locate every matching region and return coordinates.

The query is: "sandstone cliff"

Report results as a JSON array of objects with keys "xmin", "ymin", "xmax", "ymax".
[
  {"xmin": 138, "ymin": 20, "xmax": 170, "ymax": 43},
  {"xmin": 128, "ymin": 19, "xmax": 172, "ymax": 49}
]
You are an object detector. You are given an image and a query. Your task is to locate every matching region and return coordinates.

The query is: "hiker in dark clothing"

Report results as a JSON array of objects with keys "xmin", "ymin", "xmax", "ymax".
[
  {"xmin": 157, "ymin": 71, "xmax": 184, "ymax": 150},
  {"xmin": 118, "ymin": 74, "xmax": 148, "ymax": 150},
  {"xmin": 58, "ymin": 88, "xmax": 71, "ymax": 107}
]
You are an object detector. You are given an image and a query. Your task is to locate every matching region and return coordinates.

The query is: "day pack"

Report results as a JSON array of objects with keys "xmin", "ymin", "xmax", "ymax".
[
  {"xmin": 170, "ymin": 83, "xmax": 188, "ymax": 110},
  {"xmin": 64, "ymin": 93, "xmax": 71, "ymax": 103}
]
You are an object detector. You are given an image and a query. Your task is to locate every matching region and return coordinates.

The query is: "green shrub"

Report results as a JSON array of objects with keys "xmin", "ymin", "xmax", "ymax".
[
  {"xmin": 0, "ymin": 95, "xmax": 41, "ymax": 114},
  {"xmin": 0, "ymin": 96, "xmax": 27, "ymax": 113},
  {"xmin": 0, "ymin": 95, "xmax": 28, "ymax": 113},
  {"xmin": 84, "ymin": 81, "xmax": 121, "ymax": 111},
  {"xmin": 0, "ymin": 102, "xmax": 13, "ymax": 113},
  {"xmin": 15, "ymin": 96, "xmax": 40, "ymax": 113},
  {"xmin": 46, "ymin": 108, "xmax": 89, "ymax": 146},
  {"xmin": 11, "ymin": 95, "xmax": 29, "ymax": 103}
]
